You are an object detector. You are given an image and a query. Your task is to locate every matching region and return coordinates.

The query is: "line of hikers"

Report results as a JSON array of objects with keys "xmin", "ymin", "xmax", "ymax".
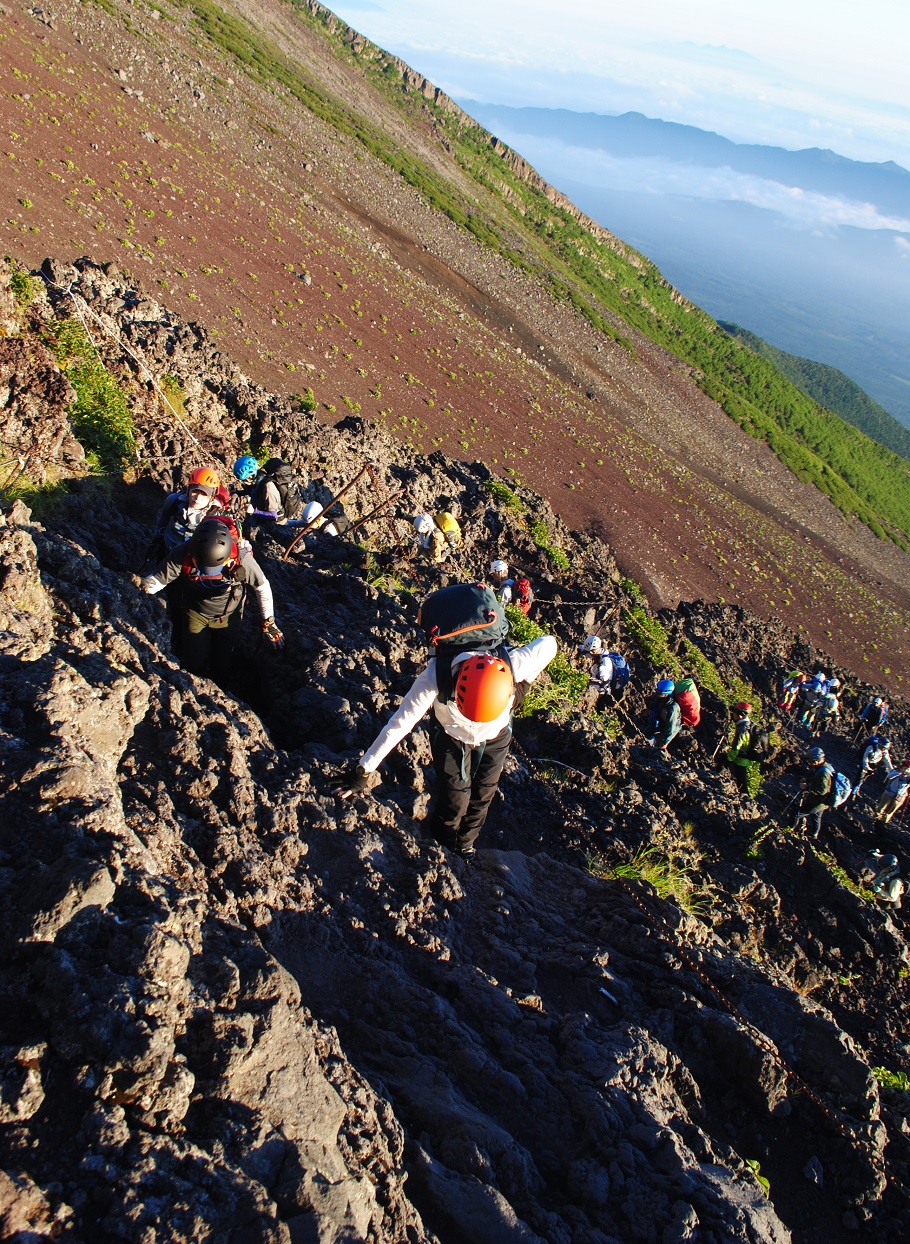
[{"xmin": 140, "ymin": 462, "xmax": 903, "ymax": 898}]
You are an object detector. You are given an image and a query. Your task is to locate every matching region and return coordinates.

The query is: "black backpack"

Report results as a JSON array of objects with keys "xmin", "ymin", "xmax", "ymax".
[
  {"xmin": 253, "ymin": 458, "xmax": 303, "ymax": 520},
  {"xmin": 418, "ymin": 583, "xmax": 514, "ymax": 705},
  {"xmin": 743, "ymin": 728, "xmax": 770, "ymax": 762}
]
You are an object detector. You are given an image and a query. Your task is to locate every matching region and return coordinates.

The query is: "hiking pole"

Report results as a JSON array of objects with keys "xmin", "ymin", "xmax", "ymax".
[
  {"xmin": 710, "ymin": 731, "xmax": 730, "ymax": 763},
  {"xmin": 284, "ymin": 464, "xmax": 371, "ymax": 560}
]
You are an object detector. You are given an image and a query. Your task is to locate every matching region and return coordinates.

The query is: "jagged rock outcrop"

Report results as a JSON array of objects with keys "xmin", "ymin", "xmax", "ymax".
[{"xmin": 1, "ymin": 255, "xmax": 909, "ymax": 1243}]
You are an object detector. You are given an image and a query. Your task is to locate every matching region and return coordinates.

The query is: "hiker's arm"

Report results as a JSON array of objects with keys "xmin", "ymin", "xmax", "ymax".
[
  {"xmin": 240, "ymin": 559, "xmax": 275, "ymax": 621},
  {"xmin": 510, "ymin": 635, "xmax": 558, "ymax": 683},
  {"xmin": 359, "ymin": 666, "xmax": 438, "ymax": 773},
  {"xmin": 141, "ymin": 555, "xmax": 182, "ymax": 593}
]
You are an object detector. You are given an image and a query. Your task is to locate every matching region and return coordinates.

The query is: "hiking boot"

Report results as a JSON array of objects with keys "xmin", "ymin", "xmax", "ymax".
[{"xmin": 454, "ymin": 846, "xmax": 476, "ymax": 861}]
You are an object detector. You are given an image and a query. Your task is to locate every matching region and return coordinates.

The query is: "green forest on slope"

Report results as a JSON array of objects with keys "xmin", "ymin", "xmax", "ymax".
[
  {"xmin": 134, "ymin": 0, "xmax": 910, "ymax": 548},
  {"xmin": 718, "ymin": 321, "xmax": 910, "ymax": 466}
]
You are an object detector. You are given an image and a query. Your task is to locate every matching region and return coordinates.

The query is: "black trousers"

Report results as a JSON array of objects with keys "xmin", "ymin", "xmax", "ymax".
[
  {"xmin": 429, "ymin": 723, "xmax": 512, "ymax": 852},
  {"xmin": 181, "ymin": 608, "xmax": 242, "ymax": 682},
  {"xmin": 797, "ymin": 806, "xmax": 824, "ymax": 839}
]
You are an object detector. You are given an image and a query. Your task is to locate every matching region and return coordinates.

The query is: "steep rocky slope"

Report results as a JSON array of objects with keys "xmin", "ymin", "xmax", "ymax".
[
  {"xmin": 2, "ymin": 0, "xmax": 910, "ymax": 682},
  {"xmin": 2, "ymin": 259, "xmax": 910, "ymax": 1242}
]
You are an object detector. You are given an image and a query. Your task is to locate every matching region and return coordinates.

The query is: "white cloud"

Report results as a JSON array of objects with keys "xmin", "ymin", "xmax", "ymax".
[
  {"xmin": 896, "ymin": 237, "xmax": 910, "ymax": 259},
  {"xmin": 487, "ymin": 129, "xmax": 910, "ymax": 234}
]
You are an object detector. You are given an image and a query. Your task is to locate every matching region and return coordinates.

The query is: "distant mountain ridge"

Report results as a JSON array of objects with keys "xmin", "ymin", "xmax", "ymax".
[
  {"xmin": 466, "ymin": 104, "xmax": 910, "ymax": 215},
  {"xmin": 718, "ymin": 322, "xmax": 910, "ymax": 465}
]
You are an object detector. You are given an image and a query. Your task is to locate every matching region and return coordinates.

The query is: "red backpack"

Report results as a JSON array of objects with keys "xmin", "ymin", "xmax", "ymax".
[
  {"xmin": 513, "ymin": 576, "xmax": 534, "ymax": 616},
  {"xmin": 674, "ymin": 678, "xmax": 701, "ymax": 728}
]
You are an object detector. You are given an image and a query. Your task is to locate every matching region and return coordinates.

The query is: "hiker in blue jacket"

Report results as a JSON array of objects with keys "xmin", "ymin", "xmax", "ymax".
[{"xmin": 647, "ymin": 679, "xmax": 681, "ymax": 752}]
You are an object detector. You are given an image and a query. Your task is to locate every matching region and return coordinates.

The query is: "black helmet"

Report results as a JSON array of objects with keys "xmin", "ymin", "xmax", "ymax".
[
  {"xmin": 190, "ymin": 519, "xmax": 234, "ymax": 566},
  {"xmin": 807, "ymin": 746, "xmax": 825, "ymax": 763}
]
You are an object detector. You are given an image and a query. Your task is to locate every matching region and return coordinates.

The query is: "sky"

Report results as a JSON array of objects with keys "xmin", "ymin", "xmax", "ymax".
[{"xmin": 325, "ymin": 0, "xmax": 910, "ymax": 169}]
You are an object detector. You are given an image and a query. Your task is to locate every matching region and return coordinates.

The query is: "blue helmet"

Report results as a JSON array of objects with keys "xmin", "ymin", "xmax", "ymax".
[
  {"xmin": 656, "ymin": 678, "xmax": 675, "ymax": 695},
  {"xmin": 233, "ymin": 455, "xmax": 259, "ymax": 482}
]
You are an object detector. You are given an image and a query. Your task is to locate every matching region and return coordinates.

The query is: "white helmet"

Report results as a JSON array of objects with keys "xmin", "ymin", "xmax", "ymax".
[
  {"xmin": 828, "ymin": 678, "xmax": 840, "ymax": 689},
  {"xmin": 302, "ymin": 501, "xmax": 327, "ymax": 528},
  {"xmin": 490, "ymin": 558, "xmax": 508, "ymax": 577},
  {"xmin": 580, "ymin": 635, "xmax": 604, "ymax": 656},
  {"xmin": 414, "ymin": 513, "xmax": 434, "ymax": 535}
]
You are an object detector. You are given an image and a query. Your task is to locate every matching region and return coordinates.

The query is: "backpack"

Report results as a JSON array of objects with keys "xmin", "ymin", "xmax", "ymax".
[
  {"xmin": 823, "ymin": 764, "xmax": 853, "ymax": 808},
  {"xmin": 512, "ymin": 576, "xmax": 534, "ymax": 616},
  {"xmin": 743, "ymin": 728, "xmax": 770, "ymax": 762},
  {"xmin": 608, "ymin": 653, "xmax": 630, "ymax": 690},
  {"xmin": 417, "ymin": 583, "xmax": 514, "ymax": 706},
  {"xmin": 434, "ymin": 511, "xmax": 462, "ymax": 548},
  {"xmin": 674, "ymin": 678, "xmax": 701, "ymax": 728},
  {"xmin": 252, "ymin": 459, "xmax": 303, "ymax": 520}
]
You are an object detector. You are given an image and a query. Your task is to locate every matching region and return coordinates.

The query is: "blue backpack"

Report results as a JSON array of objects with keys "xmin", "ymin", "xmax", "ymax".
[
  {"xmin": 823, "ymin": 764, "xmax": 853, "ymax": 808},
  {"xmin": 608, "ymin": 652, "xmax": 630, "ymax": 689}
]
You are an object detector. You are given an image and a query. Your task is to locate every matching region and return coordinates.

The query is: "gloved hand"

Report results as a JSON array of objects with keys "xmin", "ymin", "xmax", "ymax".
[
  {"xmin": 333, "ymin": 765, "xmax": 372, "ymax": 799},
  {"xmin": 263, "ymin": 619, "xmax": 284, "ymax": 649},
  {"xmin": 141, "ymin": 577, "xmax": 159, "ymax": 595}
]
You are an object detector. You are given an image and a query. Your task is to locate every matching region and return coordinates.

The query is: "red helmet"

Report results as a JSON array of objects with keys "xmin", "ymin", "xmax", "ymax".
[
  {"xmin": 188, "ymin": 466, "xmax": 221, "ymax": 491},
  {"xmin": 455, "ymin": 654, "xmax": 514, "ymax": 722}
]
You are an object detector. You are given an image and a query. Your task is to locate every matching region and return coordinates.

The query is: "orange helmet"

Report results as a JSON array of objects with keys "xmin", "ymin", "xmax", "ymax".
[
  {"xmin": 188, "ymin": 466, "xmax": 221, "ymax": 491},
  {"xmin": 455, "ymin": 654, "xmax": 514, "ymax": 722}
]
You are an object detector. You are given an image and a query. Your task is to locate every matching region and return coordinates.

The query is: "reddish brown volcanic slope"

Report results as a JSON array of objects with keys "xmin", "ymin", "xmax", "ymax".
[{"xmin": 2, "ymin": 0, "xmax": 909, "ymax": 685}]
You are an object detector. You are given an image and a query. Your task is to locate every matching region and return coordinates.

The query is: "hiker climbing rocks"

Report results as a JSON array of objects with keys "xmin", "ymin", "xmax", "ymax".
[
  {"xmin": 433, "ymin": 499, "xmax": 462, "ymax": 552},
  {"xmin": 855, "ymin": 735, "xmax": 893, "ymax": 795},
  {"xmin": 857, "ymin": 695, "xmax": 889, "ymax": 737},
  {"xmin": 248, "ymin": 457, "xmax": 305, "ymax": 538},
  {"xmin": 579, "ymin": 636, "xmax": 629, "ymax": 702},
  {"xmin": 414, "ymin": 514, "xmax": 449, "ymax": 564},
  {"xmin": 142, "ymin": 517, "xmax": 283, "ymax": 681},
  {"xmin": 778, "ymin": 670, "xmax": 804, "ymax": 713},
  {"xmin": 862, "ymin": 851, "xmax": 904, "ymax": 908},
  {"xmin": 798, "ymin": 671, "xmax": 829, "ymax": 729},
  {"xmin": 874, "ymin": 762, "xmax": 910, "ymax": 825},
  {"xmin": 151, "ymin": 466, "xmax": 224, "ymax": 558},
  {"xmin": 334, "ymin": 582, "xmax": 556, "ymax": 859},
  {"xmin": 301, "ymin": 500, "xmax": 341, "ymax": 537},
  {"xmin": 646, "ymin": 679, "xmax": 682, "ymax": 753},
  {"xmin": 725, "ymin": 702, "xmax": 756, "ymax": 793},
  {"xmin": 816, "ymin": 681, "xmax": 841, "ymax": 733},
  {"xmin": 489, "ymin": 560, "xmax": 534, "ymax": 615},
  {"xmin": 792, "ymin": 747, "xmax": 832, "ymax": 840}
]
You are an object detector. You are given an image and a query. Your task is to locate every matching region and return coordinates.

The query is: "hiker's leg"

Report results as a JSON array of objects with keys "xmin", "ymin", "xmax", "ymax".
[
  {"xmin": 429, "ymin": 727, "xmax": 471, "ymax": 847},
  {"xmin": 181, "ymin": 611, "xmax": 211, "ymax": 675},
  {"xmin": 457, "ymin": 727, "xmax": 512, "ymax": 853},
  {"xmin": 806, "ymin": 808, "xmax": 823, "ymax": 839},
  {"xmin": 210, "ymin": 611, "xmax": 242, "ymax": 684}
]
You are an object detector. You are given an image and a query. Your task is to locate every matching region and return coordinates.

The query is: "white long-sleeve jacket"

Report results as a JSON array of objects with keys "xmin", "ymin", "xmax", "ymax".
[{"xmin": 360, "ymin": 635, "xmax": 557, "ymax": 773}]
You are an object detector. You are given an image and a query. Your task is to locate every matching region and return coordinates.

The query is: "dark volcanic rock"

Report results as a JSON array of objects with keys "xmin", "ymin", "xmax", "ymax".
[{"xmin": 0, "ymin": 254, "xmax": 907, "ymax": 1243}]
